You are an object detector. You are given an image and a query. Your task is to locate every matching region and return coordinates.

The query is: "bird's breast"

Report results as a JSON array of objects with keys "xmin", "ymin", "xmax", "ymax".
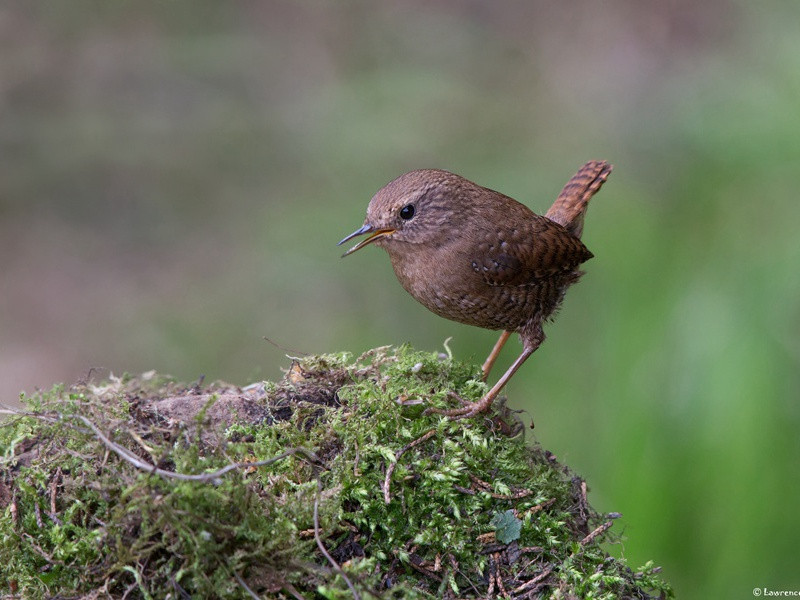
[{"xmin": 385, "ymin": 242, "xmax": 533, "ymax": 331}]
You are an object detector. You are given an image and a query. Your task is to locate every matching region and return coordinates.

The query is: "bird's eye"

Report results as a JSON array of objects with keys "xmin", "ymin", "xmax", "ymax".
[{"xmin": 399, "ymin": 204, "xmax": 415, "ymax": 220}]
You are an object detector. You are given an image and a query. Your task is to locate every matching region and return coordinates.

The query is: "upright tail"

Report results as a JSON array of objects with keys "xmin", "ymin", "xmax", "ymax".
[{"xmin": 545, "ymin": 160, "xmax": 612, "ymax": 239}]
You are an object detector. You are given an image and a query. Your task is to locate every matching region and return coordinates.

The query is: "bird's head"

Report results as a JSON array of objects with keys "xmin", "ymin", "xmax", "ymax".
[{"xmin": 338, "ymin": 169, "xmax": 469, "ymax": 257}]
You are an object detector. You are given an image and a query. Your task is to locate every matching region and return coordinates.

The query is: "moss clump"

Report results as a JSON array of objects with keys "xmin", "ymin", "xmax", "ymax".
[{"xmin": 0, "ymin": 345, "xmax": 672, "ymax": 599}]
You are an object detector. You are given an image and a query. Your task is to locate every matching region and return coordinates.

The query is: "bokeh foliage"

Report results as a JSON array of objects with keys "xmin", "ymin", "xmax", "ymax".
[{"xmin": 1, "ymin": 1, "xmax": 798, "ymax": 597}]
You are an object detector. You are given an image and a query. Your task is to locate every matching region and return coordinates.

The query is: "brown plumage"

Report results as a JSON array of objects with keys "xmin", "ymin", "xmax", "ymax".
[{"xmin": 339, "ymin": 160, "xmax": 612, "ymax": 417}]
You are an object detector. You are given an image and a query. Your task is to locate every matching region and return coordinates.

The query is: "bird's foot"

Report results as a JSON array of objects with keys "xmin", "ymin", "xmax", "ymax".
[{"xmin": 425, "ymin": 391, "xmax": 495, "ymax": 419}]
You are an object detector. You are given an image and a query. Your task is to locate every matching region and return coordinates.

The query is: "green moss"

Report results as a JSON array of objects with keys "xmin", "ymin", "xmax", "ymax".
[{"xmin": 0, "ymin": 346, "xmax": 672, "ymax": 598}]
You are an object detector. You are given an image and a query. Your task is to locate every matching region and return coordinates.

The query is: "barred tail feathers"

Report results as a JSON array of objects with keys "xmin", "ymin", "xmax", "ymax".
[{"xmin": 545, "ymin": 160, "xmax": 612, "ymax": 239}]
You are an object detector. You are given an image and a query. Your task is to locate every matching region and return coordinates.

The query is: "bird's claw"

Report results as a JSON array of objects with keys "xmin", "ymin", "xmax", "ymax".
[{"xmin": 424, "ymin": 391, "xmax": 493, "ymax": 419}]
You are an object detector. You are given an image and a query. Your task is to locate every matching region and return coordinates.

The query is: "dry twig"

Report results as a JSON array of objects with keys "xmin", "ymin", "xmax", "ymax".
[
  {"xmin": 580, "ymin": 520, "xmax": 613, "ymax": 546},
  {"xmin": 314, "ymin": 478, "xmax": 361, "ymax": 600},
  {"xmin": 469, "ymin": 474, "xmax": 536, "ymax": 500},
  {"xmin": 382, "ymin": 428, "xmax": 436, "ymax": 504},
  {"xmin": 2, "ymin": 408, "xmax": 319, "ymax": 482},
  {"xmin": 510, "ymin": 564, "xmax": 554, "ymax": 596}
]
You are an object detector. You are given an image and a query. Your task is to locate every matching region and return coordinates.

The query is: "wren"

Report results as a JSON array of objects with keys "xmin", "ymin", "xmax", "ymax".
[{"xmin": 339, "ymin": 161, "xmax": 612, "ymax": 417}]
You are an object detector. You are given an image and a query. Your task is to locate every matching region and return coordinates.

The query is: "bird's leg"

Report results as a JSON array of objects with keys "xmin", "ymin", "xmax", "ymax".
[
  {"xmin": 428, "ymin": 328, "xmax": 545, "ymax": 419},
  {"xmin": 444, "ymin": 346, "xmax": 534, "ymax": 417},
  {"xmin": 481, "ymin": 330, "xmax": 512, "ymax": 381}
]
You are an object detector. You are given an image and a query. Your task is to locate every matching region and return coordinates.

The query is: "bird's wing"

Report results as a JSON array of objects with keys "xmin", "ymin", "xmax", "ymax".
[{"xmin": 473, "ymin": 215, "xmax": 592, "ymax": 287}]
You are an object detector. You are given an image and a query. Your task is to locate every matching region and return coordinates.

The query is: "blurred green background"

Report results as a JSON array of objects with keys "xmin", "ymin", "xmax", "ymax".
[{"xmin": 2, "ymin": 1, "xmax": 798, "ymax": 596}]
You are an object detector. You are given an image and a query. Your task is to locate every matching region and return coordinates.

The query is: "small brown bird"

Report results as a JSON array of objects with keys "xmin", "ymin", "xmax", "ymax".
[{"xmin": 339, "ymin": 161, "xmax": 612, "ymax": 417}]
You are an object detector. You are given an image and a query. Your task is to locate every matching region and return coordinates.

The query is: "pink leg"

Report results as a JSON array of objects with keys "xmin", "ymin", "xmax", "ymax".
[
  {"xmin": 428, "ymin": 328, "xmax": 545, "ymax": 419},
  {"xmin": 481, "ymin": 330, "xmax": 512, "ymax": 381}
]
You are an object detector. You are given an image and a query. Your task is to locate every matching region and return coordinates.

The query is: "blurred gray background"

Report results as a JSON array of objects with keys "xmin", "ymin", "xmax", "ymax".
[{"xmin": 2, "ymin": 1, "xmax": 799, "ymax": 597}]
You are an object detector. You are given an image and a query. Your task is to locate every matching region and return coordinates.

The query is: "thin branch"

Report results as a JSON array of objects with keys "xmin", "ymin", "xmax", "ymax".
[
  {"xmin": 281, "ymin": 581, "xmax": 308, "ymax": 600},
  {"xmin": 494, "ymin": 551, "xmax": 509, "ymax": 597},
  {"xmin": 262, "ymin": 335, "xmax": 309, "ymax": 357},
  {"xmin": 383, "ymin": 428, "xmax": 436, "ymax": 504},
  {"xmin": 77, "ymin": 412, "xmax": 320, "ymax": 481},
  {"xmin": 1, "ymin": 408, "xmax": 319, "ymax": 482},
  {"xmin": 580, "ymin": 520, "xmax": 613, "ymax": 546},
  {"xmin": 469, "ymin": 474, "xmax": 536, "ymax": 500},
  {"xmin": 522, "ymin": 497, "xmax": 556, "ymax": 516},
  {"xmin": 233, "ymin": 571, "xmax": 260, "ymax": 600},
  {"xmin": 510, "ymin": 564, "xmax": 554, "ymax": 596},
  {"xmin": 314, "ymin": 478, "xmax": 361, "ymax": 600}
]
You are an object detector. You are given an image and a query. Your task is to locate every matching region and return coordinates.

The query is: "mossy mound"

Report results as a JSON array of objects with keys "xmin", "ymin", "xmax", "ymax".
[{"xmin": 0, "ymin": 345, "xmax": 672, "ymax": 599}]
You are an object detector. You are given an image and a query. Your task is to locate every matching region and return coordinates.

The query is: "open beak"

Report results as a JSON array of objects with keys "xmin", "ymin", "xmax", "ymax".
[{"xmin": 337, "ymin": 224, "xmax": 396, "ymax": 257}]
